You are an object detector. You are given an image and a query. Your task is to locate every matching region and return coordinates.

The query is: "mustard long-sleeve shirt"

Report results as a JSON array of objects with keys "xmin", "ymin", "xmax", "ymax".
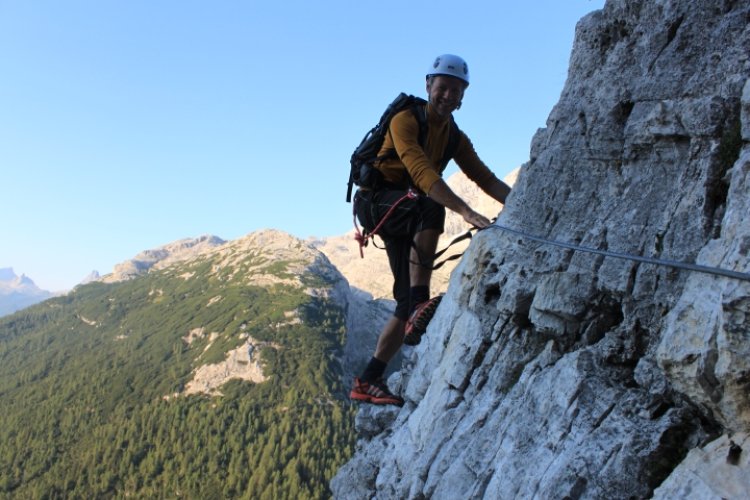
[{"xmin": 375, "ymin": 102, "xmax": 498, "ymax": 195}]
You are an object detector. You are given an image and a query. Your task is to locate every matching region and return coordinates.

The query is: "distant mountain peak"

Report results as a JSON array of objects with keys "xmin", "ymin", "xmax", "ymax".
[
  {"xmin": 15, "ymin": 274, "xmax": 35, "ymax": 287},
  {"xmin": 0, "ymin": 268, "xmax": 42, "ymax": 292},
  {"xmin": 79, "ymin": 271, "xmax": 101, "ymax": 285},
  {"xmin": 100, "ymin": 234, "xmax": 227, "ymax": 283},
  {"xmin": 0, "ymin": 267, "xmax": 18, "ymax": 282},
  {"xmin": 0, "ymin": 268, "xmax": 53, "ymax": 317}
]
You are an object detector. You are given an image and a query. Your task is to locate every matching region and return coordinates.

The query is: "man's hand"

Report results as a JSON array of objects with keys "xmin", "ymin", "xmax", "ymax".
[
  {"xmin": 461, "ymin": 208, "xmax": 491, "ymax": 229},
  {"xmin": 428, "ymin": 179, "xmax": 492, "ymax": 229}
]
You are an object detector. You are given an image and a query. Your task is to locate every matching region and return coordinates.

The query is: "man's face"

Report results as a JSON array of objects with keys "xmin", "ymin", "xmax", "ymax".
[{"xmin": 426, "ymin": 75, "xmax": 467, "ymax": 118}]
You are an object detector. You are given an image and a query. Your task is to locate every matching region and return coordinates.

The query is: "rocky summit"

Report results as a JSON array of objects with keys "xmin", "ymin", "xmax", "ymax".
[
  {"xmin": 100, "ymin": 234, "xmax": 227, "ymax": 283},
  {"xmin": 332, "ymin": 1, "xmax": 750, "ymax": 498}
]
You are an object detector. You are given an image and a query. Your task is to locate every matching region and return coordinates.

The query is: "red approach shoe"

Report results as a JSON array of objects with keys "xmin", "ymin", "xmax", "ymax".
[
  {"xmin": 350, "ymin": 377, "xmax": 404, "ymax": 406},
  {"xmin": 404, "ymin": 295, "xmax": 443, "ymax": 346}
]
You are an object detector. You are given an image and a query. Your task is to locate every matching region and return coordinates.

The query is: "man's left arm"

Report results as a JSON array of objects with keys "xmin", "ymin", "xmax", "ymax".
[
  {"xmin": 481, "ymin": 175, "xmax": 511, "ymax": 205},
  {"xmin": 454, "ymin": 133, "xmax": 512, "ymax": 205}
]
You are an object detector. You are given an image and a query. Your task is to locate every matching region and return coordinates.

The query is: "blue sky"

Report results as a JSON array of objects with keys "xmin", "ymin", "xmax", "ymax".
[{"xmin": 2, "ymin": 0, "xmax": 605, "ymax": 291}]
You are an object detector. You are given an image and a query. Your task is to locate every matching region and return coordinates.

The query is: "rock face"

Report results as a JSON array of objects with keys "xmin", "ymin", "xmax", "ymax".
[
  {"xmin": 181, "ymin": 336, "xmax": 272, "ymax": 396},
  {"xmin": 332, "ymin": 1, "xmax": 750, "ymax": 498}
]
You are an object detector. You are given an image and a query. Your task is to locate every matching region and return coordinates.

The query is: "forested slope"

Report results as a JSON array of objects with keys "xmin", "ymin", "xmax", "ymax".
[{"xmin": 0, "ymin": 231, "xmax": 356, "ymax": 498}]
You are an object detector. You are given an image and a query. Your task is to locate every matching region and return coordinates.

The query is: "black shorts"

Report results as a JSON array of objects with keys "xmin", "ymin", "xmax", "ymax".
[{"xmin": 354, "ymin": 188, "xmax": 445, "ymax": 319}]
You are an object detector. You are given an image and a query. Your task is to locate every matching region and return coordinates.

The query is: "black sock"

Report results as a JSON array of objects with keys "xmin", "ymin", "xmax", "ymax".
[
  {"xmin": 409, "ymin": 285, "xmax": 430, "ymax": 314},
  {"xmin": 361, "ymin": 357, "xmax": 387, "ymax": 382}
]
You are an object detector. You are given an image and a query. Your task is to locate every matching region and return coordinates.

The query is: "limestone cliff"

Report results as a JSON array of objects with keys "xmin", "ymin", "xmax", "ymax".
[{"xmin": 332, "ymin": 1, "xmax": 750, "ymax": 498}]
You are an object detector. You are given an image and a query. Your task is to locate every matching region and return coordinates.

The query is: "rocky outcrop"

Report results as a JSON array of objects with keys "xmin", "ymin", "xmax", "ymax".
[
  {"xmin": 332, "ymin": 1, "xmax": 750, "ymax": 498},
  {"xmin": 653, "ymin": 432, "xmax": 750, "ymax": 499},
  {"xmin": 181, "ymin": 335, "xmax": 273, "ymax": 396}
]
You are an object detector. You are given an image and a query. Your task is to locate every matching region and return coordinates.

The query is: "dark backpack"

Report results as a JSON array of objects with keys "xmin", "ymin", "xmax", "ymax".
[{"xmin": 346, "ymin": 93, "xmax": 459, "ymax": 202}]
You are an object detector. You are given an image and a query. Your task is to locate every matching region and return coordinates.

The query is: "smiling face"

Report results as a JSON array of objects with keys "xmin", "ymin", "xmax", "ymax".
[{"xmin": 426, "ymin": 75, "xmax": 468, "ymax": 118}]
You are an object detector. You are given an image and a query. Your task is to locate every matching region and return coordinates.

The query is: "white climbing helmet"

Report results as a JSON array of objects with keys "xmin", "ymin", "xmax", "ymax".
[{"xmin": 426, "ymin": 54, "xmax": 470, "ymax": 85}]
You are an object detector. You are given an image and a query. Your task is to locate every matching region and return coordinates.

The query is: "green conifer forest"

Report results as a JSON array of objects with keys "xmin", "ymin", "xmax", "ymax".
[{"xmin": 0, "ymin": 247, "xmax": 357, "ymax": 499}]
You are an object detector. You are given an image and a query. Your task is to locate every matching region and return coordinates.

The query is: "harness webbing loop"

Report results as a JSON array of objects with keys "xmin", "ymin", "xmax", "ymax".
[{"xmin": 410, "ymin": 228, "xmax": 477, "ymax": 270}]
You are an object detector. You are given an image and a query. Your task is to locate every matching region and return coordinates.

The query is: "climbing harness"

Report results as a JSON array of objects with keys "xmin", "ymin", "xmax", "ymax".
[
  {"xmin": 353, "ymin": 189, "xmax": 480, "ymax": 269},
  {"xmin": 353, "ymin": 189, "xmax": 418, "ymax": 258}
]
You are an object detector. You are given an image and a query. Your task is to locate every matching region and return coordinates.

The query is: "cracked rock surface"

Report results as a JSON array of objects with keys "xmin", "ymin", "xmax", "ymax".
[{"xmin": 332, "ymin": 0, "xmax": 750, "ymax": 498}]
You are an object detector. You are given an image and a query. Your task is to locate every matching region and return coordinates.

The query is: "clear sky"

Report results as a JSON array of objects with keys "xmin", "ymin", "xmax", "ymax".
[{"xmin": 2, "ymin": 0, "xmax": 605, "ymax": 291}]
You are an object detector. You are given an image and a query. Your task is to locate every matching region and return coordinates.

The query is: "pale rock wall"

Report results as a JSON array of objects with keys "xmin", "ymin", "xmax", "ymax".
[
  {"xmin": 653, "ymin": 432, "xmax": 750, "ymax": 499},
  {"xmin": 332, "ymin": 0, "xmax": 750, "ymax": 498},
  {"xmin": 182, "ymin": 338, "xmax": 268, "ymax": 396}
]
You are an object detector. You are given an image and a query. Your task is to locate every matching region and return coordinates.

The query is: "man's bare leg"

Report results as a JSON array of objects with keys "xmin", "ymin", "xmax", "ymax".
[
  {"xmin": 411, "ymin": 229, "xmax": 440, "ymax": 287},
  {"xmin": 358, "ymin": 230, "xmax": 440, "ymax": 383},
  {"xmin": 373, "ymin": 316, "xmax": 406, "ymax": 363},
  {"xmin": 361, "ymin": 230, "xmax": 440, "ymax": 373}
]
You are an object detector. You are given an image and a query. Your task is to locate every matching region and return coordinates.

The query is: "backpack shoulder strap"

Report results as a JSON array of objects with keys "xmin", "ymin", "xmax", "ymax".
[
  {"xmin": 379, "ymin": 96, "xmax": 428, "ymax": 161},
  {"xmin": 410, "ymin": 102, "xmax": 461, "ymax": 171},
  {"xmin": 438, "ymin": 117, "xmax": 460, "ymax": 172},
  {"xmin": 410, "ymin": 101, "xmax": 428, "ymax": 148}
]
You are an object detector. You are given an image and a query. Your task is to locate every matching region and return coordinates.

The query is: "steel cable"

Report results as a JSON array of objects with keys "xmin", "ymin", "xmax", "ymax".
[{"xmin": 484, "ymin": 223, "xmax": 750, "ymax": 282}]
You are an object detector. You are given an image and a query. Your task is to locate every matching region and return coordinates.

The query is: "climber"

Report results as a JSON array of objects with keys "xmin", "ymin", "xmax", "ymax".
[{"xmin": 350, "ymin": 54, "xmax": 512, "ymax": 406}]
